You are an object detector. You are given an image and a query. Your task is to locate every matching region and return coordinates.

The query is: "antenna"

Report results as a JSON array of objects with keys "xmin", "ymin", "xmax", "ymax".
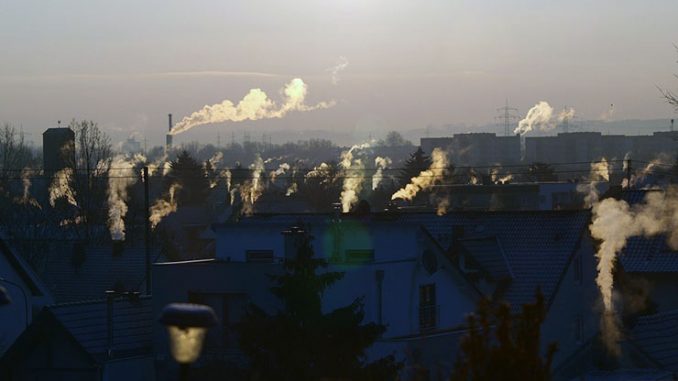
[{"xmin": 496, "ymin": 99, "xmax": 519, "ymax": 136}]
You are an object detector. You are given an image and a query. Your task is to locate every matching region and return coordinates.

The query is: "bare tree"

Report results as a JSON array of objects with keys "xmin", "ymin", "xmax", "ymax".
[
  {"xmin": 69, "ymin": 119, "xmax": 112, "ymax": 228},
  {"xmin": 70, "ymin": 119, "xmax": 112, "ymax": 176},
  {"xmin": 0, "ymin": 123, "xmax": 31, "ymax": 180},
  {"xmin": 660, "ymin": 44, "xmax": 678, "ymax": 110}
]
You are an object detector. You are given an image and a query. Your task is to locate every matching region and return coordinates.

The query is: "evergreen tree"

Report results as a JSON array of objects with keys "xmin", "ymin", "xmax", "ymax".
[
  {"xmin": 168, "ymin": 150, "xmax": 210, "ymax": 206},
  {"xmin": 400, "ymin": 147, "xmax": 432, "ymax": 187},
  {"xmin": 450, "ymin": 291, "xmax": 557, "ymax": 381},
  {"xmin": 237, "ymin": 231, "xmax": 401, "ymax": 381}
]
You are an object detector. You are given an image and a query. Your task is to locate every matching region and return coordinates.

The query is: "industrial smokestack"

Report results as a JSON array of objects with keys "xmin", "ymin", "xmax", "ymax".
[{"xmin": 165, "ymin": 114, "xmax": 173, "ymax": 153}]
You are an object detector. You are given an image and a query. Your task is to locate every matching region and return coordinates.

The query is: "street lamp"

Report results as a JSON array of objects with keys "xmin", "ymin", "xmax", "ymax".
[{"xmin": 159, "ymin": 303, "xmax": 217, "ymax": 380}]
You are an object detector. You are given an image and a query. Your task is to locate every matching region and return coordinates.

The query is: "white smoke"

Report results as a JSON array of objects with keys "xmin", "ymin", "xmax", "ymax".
[
  {"xmin": 269, "ymin": 163, "xmax": 290, "ymax": 184},
  {"xmin": 514, "ymin": 101, "xmax": 555, "ymax": 135},
  {"xmin": 170, "ymin": 78, "xmax": 335, "ymax": 135},
  {"xmin": 240, "ymin": 155, "xmax": 265, "ymax": 215},
  {"xmin": 372, "ymin": 156, "xmax": 392, "ymax": 190},
  {"xmin": 490, "ymin": 167, "xmax": 513, "ymax": 185},
  {"xmin": 286, "ymin": 183, "xmax": 298, "ymax": 196},
  {"xmin": 327, "ymin": 56, "xmax": 349, "ymax": 85},
  {"xmin": 392, "ymin": 148, "xmax": 448, "ymax": 201},
  {"xmin": 49, "ymin": 168, "xmax": 77, "ymax": 207},
  {"xmin": 590, "ymin": 187, "xmax": 678, "ymax": 353},
  {"xmin": 578, "ymin": 158, "xmax": 610, "ymax": 207},
  {"xmin": 305, "ymin": 162, "xmax": 333, "ymax": 185},
  {"xmin": 107, "ymin": 155, "xmax": 145, "ymax": 240},
  {"xmin": 600, "ymin": 103, "xmax": 615, "ymax": 121},
  {"xmin": 149, "ymin": 183, "xmax": 181, "ymax": 229},
  {"xmin": 14, "ymin": 167, "xmax": 40, "ymax": 208},
  {"xmin": 339, "ymin": 143, "xmax": 370, "ymax": 213},
  {"xmin": 557, "ymin": 106, "xmax": 576, "ymax": 124}
]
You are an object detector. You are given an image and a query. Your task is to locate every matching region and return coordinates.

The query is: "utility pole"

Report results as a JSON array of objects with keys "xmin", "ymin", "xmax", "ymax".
[
  {"xmin": 496, "ymin": 99, "xmax": 519, "ymax": 136},
  {"xmin": 143, "ymin": 167, "xmax": 151, "ymax": 295}
]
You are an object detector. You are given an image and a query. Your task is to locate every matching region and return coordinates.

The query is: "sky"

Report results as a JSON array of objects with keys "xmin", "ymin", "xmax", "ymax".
[{"xmin": 1, "ymin": 0, "xmax": 678, "ymax": 147}]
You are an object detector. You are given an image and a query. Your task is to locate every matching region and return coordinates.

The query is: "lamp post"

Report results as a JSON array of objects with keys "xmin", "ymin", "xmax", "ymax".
[{"xmin": 159, "ymin": 303, "xmax": 217, "ymax": 381}]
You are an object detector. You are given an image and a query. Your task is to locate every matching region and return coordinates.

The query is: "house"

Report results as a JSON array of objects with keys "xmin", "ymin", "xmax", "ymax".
[
  {"xmin": 153, "ymin": 208, "xmax": 599, "ymax": 378},
  {"xmin": 0, "ymin": 232, "xmax": 52, "ymax": 355},
  {"xmin": 0, "ymin": 294, "xmax": 154, "ymax": 381}
]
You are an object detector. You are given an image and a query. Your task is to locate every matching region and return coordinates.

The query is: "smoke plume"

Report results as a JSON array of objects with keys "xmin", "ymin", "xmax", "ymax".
[
  {"xmin": 514, "ymin": 101, "xmax": 554, "ymax": 135},
  {"xmin": 392, "ymin": 148, "xmax": 448, "ymax": 201},
  {"xmin": 578, "ymin": 158, "xmax": 610, "ymax": 207},
  {"xmin": 590, "ymin": 187, "xmax": 678, "ymax": 353},
  {"xmin": 327, "ymin": 56, "xmax": 349, "ymax": 85},
  {"xmin": 372, "ymin": 156, "xmax": 392, "ymax": 190},
  {"xmin": 49, "ymin": 168, "xmax": 77, "ymax": 207},
  {"xmin": 600, "ymin": 103, "xmax": 615, "ymax": 121},
  {"xmin": 339, "ymin": 143, "xmax": 370, "ymax": 213},
  {"xmin": 107, "ymin": 155, "xmax": 145, "ymax": 240},
  {"xmin": 150, "ymin": 183, "xmax": 181, "ymax": 229},
  {"xmin": 15, "ymin": 167, "xmax": 40, "ymax": 208},
  {"xmin": 240, "ymin": 155, "xmax": 265, "ymax": 215},
  {"xmin": 169, "ymin": 78, "xmax": 334, "ymax": 135},
  {"xmin": 557, "ymin": 106, "xmax": 576, "ymax": 124}
]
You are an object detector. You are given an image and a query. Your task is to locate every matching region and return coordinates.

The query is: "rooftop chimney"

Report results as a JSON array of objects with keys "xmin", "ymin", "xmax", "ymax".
[{"xmin": 165, "ymin": 114, "xmax": 173, "ymax": 153}]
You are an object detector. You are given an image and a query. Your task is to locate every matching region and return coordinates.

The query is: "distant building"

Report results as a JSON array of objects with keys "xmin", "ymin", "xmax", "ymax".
[
  {"xmin": 121, "ymin": 137, "xmax": 142, "ymax": 154},
  {"xmin": 42, "ymin": 127, "xmax": 75, "ymax": 174},
  {"xmin": 420, "ymin": 133, "xmax": 521, "ymax": 167},
  {"xmin": 524, "ymin": 131, "xmax": 678, "ymax": 165}
]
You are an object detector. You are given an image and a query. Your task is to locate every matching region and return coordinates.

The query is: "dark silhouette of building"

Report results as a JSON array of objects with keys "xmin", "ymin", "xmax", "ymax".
[
  {"xmin": 42, "ymin": 127, "xmax": 75, "ymax": 174},
  {"xmin": 420, "ymin": 133, "xmax": 521, "ymax": 167}
]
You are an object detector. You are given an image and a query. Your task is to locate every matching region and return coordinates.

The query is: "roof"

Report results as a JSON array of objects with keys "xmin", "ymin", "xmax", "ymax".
[
  {"xmin": 47, "ymin": 296, "xmax": 153, "ymax": 360},
  {"xmin": 630, "ymin": 309, "xmax": 678, "ymax": 372},
  {"xmin": 459, "ymin": 237, "xmax": 513, "ymax": 280},
  {"xmin": 572, "ymin": 369, "xmax": 673, "ymax": 381},
  {"xmin": 224, "ymin": 209, "xmax": 590, "ymax": 309},
  {"xmin": 0, "ymin": 231, "xmax": 51, "ymax": 298},
  {"xmin": 618, "ymin": 189, "xmax": 678, "ymax": 273},
  {"xmin": 40, "ymin": 244, "xmax": 156, "ymax": 303}
]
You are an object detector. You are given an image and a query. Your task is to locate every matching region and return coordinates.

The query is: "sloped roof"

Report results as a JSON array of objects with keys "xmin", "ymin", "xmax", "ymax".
[
  {"xmin": 630, "ymin": 309, "xmax": 678, "ymax": 372},
  {"xmin": 46, "ymin": 296, "xmax": 153, "ymax": 360},
  {"xmin": 621, "ymin": 237, "xmax": 678, "ymax": 272},
  {"xmin": 228, "ymin": 210, "xmax": 590, "ymax": 309},
  {"xmin": 0, "ymin": 231, "xmax": 51, "ymax": 298},
  {"xmin": 458, "ymin": 237, "xmax": 513, "ymax": 280},
  {"xmin": 618, "ymin": 189, "xmax": 678, "ymax": 273},
  {"xmin": 40, "ymin": 244, "xmax": 156, "ymax": 303},
  {"xmin": 409, "ymin": 210, "xmax": 590, "ymax": 309}
]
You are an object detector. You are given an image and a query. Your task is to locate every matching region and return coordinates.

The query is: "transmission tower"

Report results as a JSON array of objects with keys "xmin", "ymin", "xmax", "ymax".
[{"xmin": 496, "ymin": 99, "xmax": 519, "ymax": 136}]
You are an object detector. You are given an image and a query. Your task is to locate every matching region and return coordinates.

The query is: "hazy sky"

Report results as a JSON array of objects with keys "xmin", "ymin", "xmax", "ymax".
[{"xmin": 1, "ymin": 0, "xmax": 678, "ymax": 146}]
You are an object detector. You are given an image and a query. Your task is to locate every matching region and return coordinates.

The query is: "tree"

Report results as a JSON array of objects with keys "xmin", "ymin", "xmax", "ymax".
[
  {"xmin": 71, "ymin": 119, "xmax": 112, "ymax": 177},
  {"xmin": 659, "ymin": 44, "xmax": 678, "ymax": 110},
  {"xmin": 237, "ymin": 231, "xmax": 401, "ymax": 381},
  {"xmin": 400, "ymin": 147, "xmax": 432, "ymax": 187},
  {"xmin": 0, "ymin": 123, "xmax": 32, "ymax": 180},
  {"xmin": 528, "ymin": 162, "xmax": 557, "ymax": 182},
  {"xmin": 450, "ymin": 291, "xmax": 557, "ymax": 381},
  {"xmin": 168, "ymin": 150, "xmax": 210, "ymax": 206},
  {"xmin": 69, "ymin": 120, "xmax": 112, "ymax": 227},
  {"xmin": 379, "ymin": 131, "xmax": 413, "ymax": 147}
]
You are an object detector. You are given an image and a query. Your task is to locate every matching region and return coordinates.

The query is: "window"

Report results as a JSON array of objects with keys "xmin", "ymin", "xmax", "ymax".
[
  {"xmin": 246, "ymin": 250, "xmax": 274, "ymax": 263},
  {"xmin": 419, "ymin": 284, "xmax": 438, "ymax": 331},
  {"xmin": 345, "ymin": 249, "xmax": 374, "ymax": 263}
]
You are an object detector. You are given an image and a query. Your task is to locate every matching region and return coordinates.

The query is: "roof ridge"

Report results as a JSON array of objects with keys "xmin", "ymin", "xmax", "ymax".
[{"xmin": 47, "ymin": 294, "xmax": 151, "ymax": 309}]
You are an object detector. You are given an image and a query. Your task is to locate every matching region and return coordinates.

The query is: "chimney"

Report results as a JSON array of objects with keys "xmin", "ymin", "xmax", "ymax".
[
  {"xmin": 282, "ymin": 226, "xmax": 306, "ymax": 260},
  {"xmin": 165, "ymin": 114, "xmax": 173, "ymax": 153},
  {"xmin": 671, "ymin": 119, "xmax": 674, "ymax": 132}
]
